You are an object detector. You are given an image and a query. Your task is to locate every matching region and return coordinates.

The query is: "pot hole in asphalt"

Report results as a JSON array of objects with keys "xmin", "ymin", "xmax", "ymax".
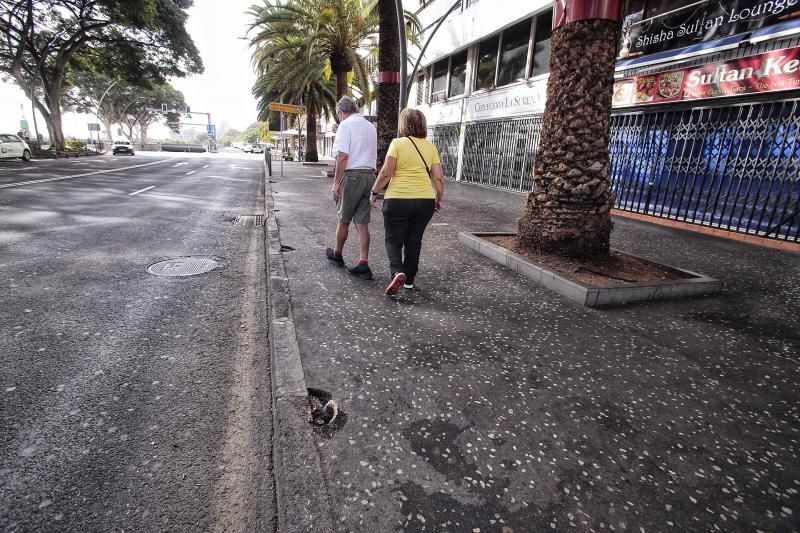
[
  {"xmin": 280, "ymin": 245, "xmax": 295, "ymax": 252},
  {"xmin": 308, "ymin": 387, "xmax": 346, "ymax": 439}
]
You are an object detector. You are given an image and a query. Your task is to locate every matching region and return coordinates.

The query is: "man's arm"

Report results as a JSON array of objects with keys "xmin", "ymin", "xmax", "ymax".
[{"xmin": 332, "ymin": 151, "xmax": 349, "ymax": 201}]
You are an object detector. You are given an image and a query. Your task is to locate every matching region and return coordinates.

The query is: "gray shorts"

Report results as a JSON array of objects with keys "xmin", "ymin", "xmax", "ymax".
[{"xmin": 337, "ymin": 168, "xmax": 376, "ymax": 224}]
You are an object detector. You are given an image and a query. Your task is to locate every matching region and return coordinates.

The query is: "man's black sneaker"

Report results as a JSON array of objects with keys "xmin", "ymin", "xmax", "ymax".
[
  {"xmin": 325, "ymin": 248, "xmax": 344, "ymax": 266},
  {"xmin": 347, "ymin": 263, "xmax": 373, "ymax": 280}
]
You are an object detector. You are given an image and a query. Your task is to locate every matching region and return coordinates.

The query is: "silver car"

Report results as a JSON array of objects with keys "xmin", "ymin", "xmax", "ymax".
[{"xmin": 0, "ymin": 133, "xmax": 32, "ymax": 161}]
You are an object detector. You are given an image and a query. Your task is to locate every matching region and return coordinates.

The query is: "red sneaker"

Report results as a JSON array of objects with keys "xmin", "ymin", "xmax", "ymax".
[{"xmin": 384, "ymin": 272, "xmax": 406, "ymax": 296}]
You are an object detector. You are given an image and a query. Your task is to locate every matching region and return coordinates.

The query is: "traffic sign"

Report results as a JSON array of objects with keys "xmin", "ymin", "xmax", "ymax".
[
  {"xmin": 268, "ymin": 102, "xmax": 306, "ymax": 114},
  {"xmin": 207, "ymin": 124, "xmax": 215, "ymax": 134}
]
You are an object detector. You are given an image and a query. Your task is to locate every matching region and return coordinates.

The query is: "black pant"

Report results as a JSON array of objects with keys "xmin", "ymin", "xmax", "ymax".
[{"xmin": 382, "ymin": 199, "xmax": 435, "ymax": 283}]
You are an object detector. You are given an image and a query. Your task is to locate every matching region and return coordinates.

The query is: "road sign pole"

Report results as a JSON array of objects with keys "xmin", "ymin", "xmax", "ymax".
[{"xmin": 280, "ymin": 113, "xmax": 284, "ymax": 178}]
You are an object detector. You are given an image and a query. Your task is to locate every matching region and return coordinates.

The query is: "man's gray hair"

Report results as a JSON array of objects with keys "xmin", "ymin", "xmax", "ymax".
[{"xmin": 336, "ymin": 96, "xmax": 359, "ymax": 115}]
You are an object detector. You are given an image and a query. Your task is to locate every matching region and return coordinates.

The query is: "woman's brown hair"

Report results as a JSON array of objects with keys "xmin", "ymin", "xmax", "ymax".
[{"xmin": 399, "ymin": 108, "xmax": 427, "ymax": 138}]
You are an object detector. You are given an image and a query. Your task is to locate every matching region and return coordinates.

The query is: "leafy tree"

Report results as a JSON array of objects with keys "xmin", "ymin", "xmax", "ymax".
[
  {"xmin": 63, "ymin": 72, "xmax": 186, "ymax": 144},
  {"xmin": 239, "ymin": 122, "xmax": 274, "ymax": 145},
  {"xmin": 117, "ymin": 83, "xmax": 187, "ymax": 144},
  {"xmin": 62, "ymin": 72, "xmax": 126, "ymax": 142},
  {"xmin": 219, "ymin": 128, "xmax": 243, "ymax": 147},
  {"xmin": 0, "ymin": 0, "xmax": 203, "ymax": 149}
]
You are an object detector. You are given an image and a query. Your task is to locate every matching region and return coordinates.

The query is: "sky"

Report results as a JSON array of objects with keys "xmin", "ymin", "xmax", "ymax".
[{"xmin": 0, "ymin": 0, "xmax": 260, "ymax": 139}]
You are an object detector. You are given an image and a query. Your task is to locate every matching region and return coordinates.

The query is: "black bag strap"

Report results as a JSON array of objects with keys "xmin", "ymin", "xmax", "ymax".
[{"xmin": 405, "ymin": 136, "xmax": 431, "ymax": 178}]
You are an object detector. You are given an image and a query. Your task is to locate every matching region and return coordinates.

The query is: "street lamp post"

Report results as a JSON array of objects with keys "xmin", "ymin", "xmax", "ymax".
[{"xmin": 96, "ymin": 80, "xmax": 118, "ymax": 147}]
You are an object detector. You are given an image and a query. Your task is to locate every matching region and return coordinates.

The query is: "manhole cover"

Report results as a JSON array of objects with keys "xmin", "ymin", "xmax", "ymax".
[{"xmin": 147, "ymin": 258, "xmax": 218, "ymax": 277}]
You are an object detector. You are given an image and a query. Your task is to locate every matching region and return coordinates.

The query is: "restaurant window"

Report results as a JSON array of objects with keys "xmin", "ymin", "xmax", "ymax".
[
  {"xmin": 497, "ymin": 19, "xmax": 532, "ymax": 86},
  {"xmin": 475, "ymin": 35, "xmax": 499, "ymax": 90},
  {"xmin": 431, "ymin": 59, "xmax": 449, "ymax": 103},
  {"xmin": 531, "ymin": 9, "xmax": 553, "ymax": 77},
  {"xmin": 449, "ymin": 50, "xmax": 468, "ymax": 97}
]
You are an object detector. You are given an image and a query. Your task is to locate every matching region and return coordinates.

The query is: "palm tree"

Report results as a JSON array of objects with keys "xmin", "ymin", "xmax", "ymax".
[
  {"xmin": 517, "ymin": 15, "xmax": 618, "ymax": 258},
  {"xmin": 252, "ymin": 39, "xmax": 337, "ymax": 162},
  {"xmin": 249, "ymin": 0, "xmax": 376, "ymax": 101},
  {"xmin": 251, "ymin": 27, "xmax": 373, "ymax": 161}
]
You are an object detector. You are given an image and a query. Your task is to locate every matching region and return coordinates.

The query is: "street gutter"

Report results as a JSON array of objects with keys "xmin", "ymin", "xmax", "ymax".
[{"xmin": 265, "ymin": 161, "xmax": 336, "ymax": 532}]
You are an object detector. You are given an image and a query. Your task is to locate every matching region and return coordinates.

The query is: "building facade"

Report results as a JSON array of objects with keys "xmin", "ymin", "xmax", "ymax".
[{"xmin": 410, "ymin": 0, "xmax": 800, "ymax": 243}]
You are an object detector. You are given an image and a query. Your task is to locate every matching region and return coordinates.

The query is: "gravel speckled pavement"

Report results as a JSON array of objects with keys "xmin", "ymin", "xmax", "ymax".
[{"xmin": 269, "ymin": 162, "xmax": 799, "ymax": 532}]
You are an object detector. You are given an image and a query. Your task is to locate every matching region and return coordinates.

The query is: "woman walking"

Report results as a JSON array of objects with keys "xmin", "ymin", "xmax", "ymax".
[{"xmin": 369, "ymin": 108, "xmax": 444, "ymax": 296}]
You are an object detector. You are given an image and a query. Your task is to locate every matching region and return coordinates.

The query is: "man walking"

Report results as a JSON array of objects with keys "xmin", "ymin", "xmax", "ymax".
[{"xmin": 326, "ymin": 96, "xmax": 378, "ymax": 279}]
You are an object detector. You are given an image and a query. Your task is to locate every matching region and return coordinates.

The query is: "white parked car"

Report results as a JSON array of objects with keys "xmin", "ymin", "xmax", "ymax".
[{"xmin": 0, "ymin": 133, "xmax": 32, "ymax": 161}]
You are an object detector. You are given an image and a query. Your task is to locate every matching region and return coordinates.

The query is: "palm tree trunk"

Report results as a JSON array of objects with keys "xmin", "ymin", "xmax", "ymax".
[
  {"xmin": 335, "ymin": 71, "xmax": 349, "ymax": 101},
  {"xmin": 377, "ymin": 0, "xmax": 400, "ymax": 167},
  {"xmin": 517, "ymin": 18, "xmax": 618, "ymax": 259},
  {"xmin": 306, "ymin": 109, "xmax": 319, "ymax": 162}
]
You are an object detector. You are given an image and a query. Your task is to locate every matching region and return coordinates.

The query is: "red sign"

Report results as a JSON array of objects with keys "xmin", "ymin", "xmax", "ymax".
[{"xmin": 612, "ymin": 46, "xmax": 800, "ymax": 108}]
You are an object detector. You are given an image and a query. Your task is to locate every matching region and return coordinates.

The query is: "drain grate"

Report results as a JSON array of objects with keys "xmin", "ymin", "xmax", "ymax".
[
  {"xmin": 234, "ymin": 215, "xmax": 265, "ymax": 227},
  {"xmin": 147, "ymin": 258, "xmax": 218, "ymax": 277}
]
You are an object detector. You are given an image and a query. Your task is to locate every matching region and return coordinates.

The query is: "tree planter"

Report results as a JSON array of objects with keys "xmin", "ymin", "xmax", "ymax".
[{"xmin": 459, "ymin": 232, "xmax": 721, "ymax": 307}]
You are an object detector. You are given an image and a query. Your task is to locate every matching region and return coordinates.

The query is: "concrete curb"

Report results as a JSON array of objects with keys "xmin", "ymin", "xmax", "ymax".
[
  {"xmin": 459, "ymin": 232, "xmax": 723, "ymax": 307},
  {"xmin": 264, "ymin": 163, "xmax": 335, "ymax": 533}
]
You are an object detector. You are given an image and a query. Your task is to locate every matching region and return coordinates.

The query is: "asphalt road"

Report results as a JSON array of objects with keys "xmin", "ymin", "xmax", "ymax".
[{"xmin": 0, "ymin": 151, "xmax": 276, "ymax": 532}]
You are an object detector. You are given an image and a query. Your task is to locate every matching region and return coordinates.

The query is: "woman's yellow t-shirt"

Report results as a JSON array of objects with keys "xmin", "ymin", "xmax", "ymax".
[{"xmin": 384, "ymin": 137, "xmax": 440, "ymax": 199}]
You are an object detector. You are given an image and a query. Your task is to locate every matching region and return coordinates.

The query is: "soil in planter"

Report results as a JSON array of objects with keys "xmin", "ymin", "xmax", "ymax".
[{"xmin": 485, "ymin": 235, "xmax": 693, "ymax": 286}]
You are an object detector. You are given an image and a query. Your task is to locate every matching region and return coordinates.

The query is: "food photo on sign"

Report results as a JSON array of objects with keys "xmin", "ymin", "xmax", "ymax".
[
  {"xmin": 634, "ymin": 75, "xmax": 657, "ymax": 103},
  {"xmin": 656, "ymin": 71, "xmax": 685, "ymax": 100},
  {"xmin": 612, "ymin": 79, "xmax": 635, "ymax": 106}
]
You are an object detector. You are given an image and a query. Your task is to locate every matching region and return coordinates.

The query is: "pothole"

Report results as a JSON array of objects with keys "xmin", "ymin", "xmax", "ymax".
[
  {"xmin": 147, "ymin": 258, "xmax": 218, "ymax": 277},
  {"xmin": 280, "ymin": 245, "xmax": 295, "ymax": 252},
  {"xmin": 308, "ymin": 388, "xmax": 346, "ymax": 439}
]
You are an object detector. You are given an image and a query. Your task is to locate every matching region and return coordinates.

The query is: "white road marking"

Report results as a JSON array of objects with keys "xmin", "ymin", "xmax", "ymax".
[
  {"xmin": 0, "ymin": 159, "xmax": 171, "ymax": 190},
  {"xmin": 129, "ymin": 185, "xmax": 156, "ymax": 196},
  {"xmin": 430, "ymin": 223, "xmax": 450, "ymax": 226},
  {"xmin": 186, "ymin": 170, "xmax": 196, "ymax": 175},
  {"xmin": 202, "ymin": 164, "xmax": 210, "ymax": 169},
  {"xmin": 173, "ymin": 162, "xmax": 188, "ymax": 166}
]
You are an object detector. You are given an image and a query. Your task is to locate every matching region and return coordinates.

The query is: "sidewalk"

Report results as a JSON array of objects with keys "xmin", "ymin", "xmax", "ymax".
[{"xmin": 267, "ymin": 162, "xmax": 799, "ymax": 532}]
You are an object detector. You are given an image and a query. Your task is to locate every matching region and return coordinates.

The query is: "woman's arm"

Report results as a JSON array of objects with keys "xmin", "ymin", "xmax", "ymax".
[
  {"xmin": 430, "ymin": 162, "xmax": 445, "ymax": 212},
  {"xmin": 370, "ymin": 156, "xmax": 396, "ymax": 207}
]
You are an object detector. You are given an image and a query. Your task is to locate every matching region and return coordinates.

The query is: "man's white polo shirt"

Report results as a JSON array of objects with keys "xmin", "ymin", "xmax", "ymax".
[{"xmin": 332, "ymin": 114, "xmax": 377, "ymax": 170}]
